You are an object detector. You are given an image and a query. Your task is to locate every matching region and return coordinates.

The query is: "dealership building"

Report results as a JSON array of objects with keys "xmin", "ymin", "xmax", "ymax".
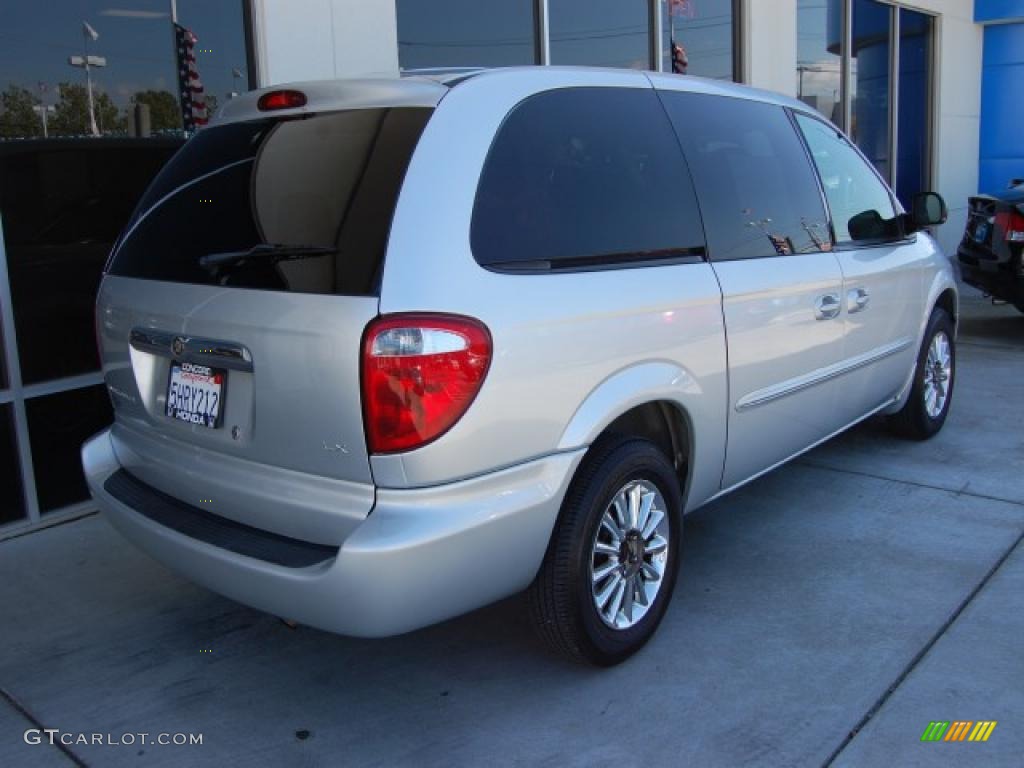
[{"xmin": 1, "ymin": 0, "xmax": 1022, "ymax": 535}]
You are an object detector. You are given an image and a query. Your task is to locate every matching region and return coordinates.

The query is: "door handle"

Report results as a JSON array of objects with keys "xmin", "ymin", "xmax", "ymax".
[
  {"xmin": 847, "ymin": 287, "xmax": 870, "ymax": 314},
  {"xmin": 813, "ymin": 293, "xmax": 841, "ymax": 320}
]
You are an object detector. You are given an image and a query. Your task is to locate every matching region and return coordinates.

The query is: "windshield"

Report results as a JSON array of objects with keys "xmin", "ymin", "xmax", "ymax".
[{"xmin": 107, "ymin": 107, "xmax": 432, "ymax": 295}]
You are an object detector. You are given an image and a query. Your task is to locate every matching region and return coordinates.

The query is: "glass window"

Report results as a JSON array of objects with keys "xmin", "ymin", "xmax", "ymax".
[
  {"xmin": 660, "ymin": 0, "xmax": 736, "ymax": 80},
  {"xmin": 0, "ymin": 140, "xmax": 181, "ymax": 385},
  {"xmin": 661, "ymin": 92, "xmax": 831, "ymax": 260},
  {"xmin": 0, "ymin": 2, "xmax": 250, "ymax": 141},
  {"xmin": 397, "ymin": 0, "xmax": 536, "ymax": 69},
  {"xmin": 108, "ymin": 108, "xmax": 432, "ymax": 295},
  {"xmin": 471, "ymin": 87, "xmax": 705, "ymax": 269},
  {"xmin": 797, "ymin": 0, "xmax": 843, "ymax": 127},
  {"xmin": 26, "ymin": 385, "xmax": 112, "ymax": 513},
  {"xmin": 851, "ymin": 0, "xmax": 893, "ymax": 182},
  {"xmin": 795, "ymin": 112, "xmax": 899, "ymax": 243},
  {"xmin": 0, "ymin": 404, "xmax": 26, "ymax": 524},
  {"xmin": 549, "ymin": 1, "xmax": 649, "ymax": 69},
  {"xmin": 896, "ymin": 8, "xmax": 933, "ymax": 208}
]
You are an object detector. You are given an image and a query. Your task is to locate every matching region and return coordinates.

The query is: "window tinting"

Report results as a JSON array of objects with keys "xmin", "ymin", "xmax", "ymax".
[
  {"xmin": 108, "ymin": 108, "xmax": 432, "ymax": 295},
  {"xmin": 659, "ymin": 92, "xmax": 832, "ymax": 260},
  {"xmin": 0, "ymin": 141, "xmax": 181, "ymax": 384},
  {"xmin": 26, "ymin": 385, "xmax": 112, "ymax": 513},
  {"xmin": 795, "ymin": 112, "xmax": 900, "ymax": 243},
  {"xmin": 471, "ymin": 87, "xmax": 705, "ymax": 269}
]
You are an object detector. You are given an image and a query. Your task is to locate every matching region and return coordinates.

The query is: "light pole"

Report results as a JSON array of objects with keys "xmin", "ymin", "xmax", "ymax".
[
  {"xmin": 68, "ymin": 22, "xmax": 106, "ymax": 136},
  {"xmin": 33, "ymin": 82, "xmax": 53, "ymax": 138}
]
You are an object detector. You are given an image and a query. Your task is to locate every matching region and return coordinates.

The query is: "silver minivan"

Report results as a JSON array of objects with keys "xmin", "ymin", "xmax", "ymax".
[{"xmin": 83, "ymin": 67, "xmax": 956, "ymax": 665}]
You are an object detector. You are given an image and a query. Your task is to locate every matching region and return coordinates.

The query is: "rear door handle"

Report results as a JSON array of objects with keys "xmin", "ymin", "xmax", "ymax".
[
  {"xmin": 813, "ymin": 293, "xmax": 841, "ymax": 320},
  {"xmin": 847, "ymin": 287, "xmax": 870, "ymax": 314}
]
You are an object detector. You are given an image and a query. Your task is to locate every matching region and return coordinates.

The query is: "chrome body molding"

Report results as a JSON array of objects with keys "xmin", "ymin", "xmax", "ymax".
[
  {"xmin": 735, "ymin": 337, "xmax": 915, "ymax": 412},
  {"xmin": 130, "ymin": 327, "xmax": 254, "ymax": 372}
]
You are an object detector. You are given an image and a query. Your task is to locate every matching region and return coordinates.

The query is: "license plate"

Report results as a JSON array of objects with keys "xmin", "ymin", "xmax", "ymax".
[{"xmin": 166, "ymin": 361, "xmax": 225, "ymax": 428}]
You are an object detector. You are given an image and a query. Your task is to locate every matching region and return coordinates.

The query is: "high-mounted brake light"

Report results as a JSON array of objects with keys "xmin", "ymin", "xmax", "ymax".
[
  {"xmin": 362, "ymin": 314, "xmax": 492, "ymax": 454},
  {"xmin": 257, "ymin": 89, "xmax": 307, "ymax": 111}
]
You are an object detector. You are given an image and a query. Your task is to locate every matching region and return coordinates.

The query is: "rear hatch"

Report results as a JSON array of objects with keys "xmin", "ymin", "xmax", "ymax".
[
  {"xmin": 960, "ymin": 190, "xmax": 1024, "ymax": 265},
  {"xmin": 98, "ymin": 98, "xmax": 434, "ymax": 542}
]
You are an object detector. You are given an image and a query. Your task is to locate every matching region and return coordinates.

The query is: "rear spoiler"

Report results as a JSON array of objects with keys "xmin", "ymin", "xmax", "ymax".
[{"xmin": 211, "ymin": 78, "xmax": 447, "ymax": 127}]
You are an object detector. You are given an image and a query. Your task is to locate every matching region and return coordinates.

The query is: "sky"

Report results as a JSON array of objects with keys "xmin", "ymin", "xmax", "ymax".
[{"xmin": 0, "ymin": 0, "xmax": 249, "ymax": 112}]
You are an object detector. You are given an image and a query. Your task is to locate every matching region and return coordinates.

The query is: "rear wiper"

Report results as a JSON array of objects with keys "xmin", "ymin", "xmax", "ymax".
[{"xmin": 199, "ymin": 243, "xmax": 336, "ymax": 270}]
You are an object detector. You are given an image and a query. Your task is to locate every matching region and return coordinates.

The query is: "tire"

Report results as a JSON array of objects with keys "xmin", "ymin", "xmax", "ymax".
[
  {"xmin": 528, "ymin": 435, "xmax": 682, "ymax": 666},
  {"xmin": 888, "ymin": 307, "xmax": 956, "ymax": 440}
]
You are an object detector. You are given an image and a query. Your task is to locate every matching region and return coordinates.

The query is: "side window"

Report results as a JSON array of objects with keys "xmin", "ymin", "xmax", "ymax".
[
  {"xmin": 471, "ymin": 87, "xmax": 705, "ymax": 269},
  {"xmin": 659, "ymin": 92, "xmax": 832, "ymax": 261},
  {"xmin": 794, "ymin": 113, "xmax": 900, "ymax": 244}
]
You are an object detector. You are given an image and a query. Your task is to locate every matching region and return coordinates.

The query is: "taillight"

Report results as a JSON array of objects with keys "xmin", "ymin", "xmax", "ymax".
[
  {"xmin": 995, "ymin": 209, "xmax": 1024, "ymax": 242},
  {"xmin": 257, "ymin": 89, "xmax": 307, "ymax": 111},
  {"xmin": 361, "ymin": 314, "xmax": 492, "ymax": 454}
]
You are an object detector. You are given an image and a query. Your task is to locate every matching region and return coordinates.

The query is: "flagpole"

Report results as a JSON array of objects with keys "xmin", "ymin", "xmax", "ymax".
[{"xmin": 170, "ymin": 0, "xmax": 183, "ymax": 132}]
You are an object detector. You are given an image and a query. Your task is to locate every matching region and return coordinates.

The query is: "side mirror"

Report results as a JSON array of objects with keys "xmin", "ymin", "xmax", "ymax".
[{"xmin": 909, "ymin": 191, "xmax": 947, "ymax": 231}]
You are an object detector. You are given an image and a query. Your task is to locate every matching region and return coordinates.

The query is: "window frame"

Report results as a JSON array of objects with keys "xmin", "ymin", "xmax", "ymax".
[
  {"xmin": 790, "ymin": 107, "xmax": 912, "ymax": 250},
  {"xmin": 657, "ymin": 90, "xmax": 837, "ymax": 263},
  {"xmin": 795, "ymin": 0, "xmax": 936, "ymax": 198}
]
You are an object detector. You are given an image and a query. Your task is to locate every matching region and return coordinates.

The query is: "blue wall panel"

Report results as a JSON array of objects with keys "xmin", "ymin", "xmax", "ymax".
[
  {"xmin": 979, "ymin": 23, "xmax": 1024, "ymax": 193},
  {"xmin": 975, "ymin": 0, "xmax": 1024, "ymax": 24}
]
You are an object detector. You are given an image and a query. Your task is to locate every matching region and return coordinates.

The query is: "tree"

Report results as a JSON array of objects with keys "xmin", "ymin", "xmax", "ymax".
[
  {"xmin": 50, "ymin": 82, "xmax": 124, "ymax": 137},
  {"xmin": 0, "ymin": 84, "xmax": 42, "ymax": 139},
  {"xmin": 129, "ymin": 89, "xmax": 181, "ymax": 131}
]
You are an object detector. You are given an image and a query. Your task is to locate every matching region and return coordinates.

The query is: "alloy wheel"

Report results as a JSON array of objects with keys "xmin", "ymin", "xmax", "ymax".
[{"xmin": 590, "ymin": 480, "xmax": 670, "ymax": 630}]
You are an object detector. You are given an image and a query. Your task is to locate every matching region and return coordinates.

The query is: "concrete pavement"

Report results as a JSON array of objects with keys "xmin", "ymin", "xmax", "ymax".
[{"xmin": 1, "ymin": 289, "xmax": 1021, "ymax": 767}]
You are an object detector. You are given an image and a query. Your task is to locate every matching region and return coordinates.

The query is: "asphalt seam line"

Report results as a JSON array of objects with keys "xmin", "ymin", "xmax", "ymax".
[
  {"xmin": 0, "ymin": 511, "xmax": 99, "ymax": 545},
  {"xmin": 797, "ymin": 460, "xmax": 1024, "ymax": 509},
  {"xmin": 0, "ymin": 685, "xmax": 88, "ymax": 767},
  {"xmin": 957, "ymin": 339, "xmax": 1024, "ymax": 352},
  {"xmin": 821, "ymin": 527, "xmax": 1024, "ymax": 767}
]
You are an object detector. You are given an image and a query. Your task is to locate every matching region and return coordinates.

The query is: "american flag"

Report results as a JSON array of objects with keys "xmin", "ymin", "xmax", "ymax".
[
  {"xmin": 174, "ymin": 23, "xmax": 208, "ymax": 130},
  {"xmin": 669, "ymin": 0, "xmax": 696, "ymax": 18}
]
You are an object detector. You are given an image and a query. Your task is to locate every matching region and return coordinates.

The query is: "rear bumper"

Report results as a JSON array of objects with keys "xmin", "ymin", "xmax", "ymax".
[
  {"xmin": 957, "ymin": 248, "xmax": 1024, "ymax": 303},
  {"xmin": 83, "ymin": 428, "xmax": 584, "ymax": 637}
]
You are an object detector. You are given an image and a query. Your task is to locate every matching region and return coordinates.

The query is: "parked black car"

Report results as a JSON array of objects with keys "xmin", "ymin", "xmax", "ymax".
[{"xmin": 957, "ymin": 179, "xmax": 1024, "ymax": 312}]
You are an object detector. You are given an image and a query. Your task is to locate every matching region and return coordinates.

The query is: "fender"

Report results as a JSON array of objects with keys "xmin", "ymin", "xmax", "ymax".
[
  {"xmin": 556, "ymin": 361, "xmax": 727, "ymax": 513},
  {"xmin": 884, "ymin": 260, "xmax": 959, "ymax": 414}
]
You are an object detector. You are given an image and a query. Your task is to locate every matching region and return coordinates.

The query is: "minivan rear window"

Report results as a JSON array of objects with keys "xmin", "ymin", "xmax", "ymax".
[{"xmin": 107, "ymin": 108, "xmax": 432, "ymax": 295}]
